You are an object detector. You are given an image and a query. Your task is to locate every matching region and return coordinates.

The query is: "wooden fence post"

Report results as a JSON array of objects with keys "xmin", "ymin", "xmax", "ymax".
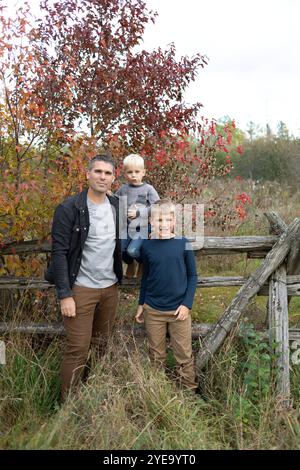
[
  {"xmin": 195, "ymin": 218, "xmax": 300, "ymax": 373},
  {"xmin": 264, "ymin": 212, "xmax": 288, "ymax": 328},
  {"xmin": 268, "ymin": 264, "xmax": 291, "ymax": 407}
]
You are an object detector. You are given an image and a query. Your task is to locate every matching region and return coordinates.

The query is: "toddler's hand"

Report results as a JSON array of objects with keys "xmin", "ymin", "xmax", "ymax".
[
  {"xmin": 135, "ymin": 305, "xmax": 144, "ymax": 323},
  {"xmin": 128, "ymin": 207, "xmax": 137, "ymax": 219},
  {"xmin": 174, "ymin": 305, "xmax": 189, "ymax": 321}
]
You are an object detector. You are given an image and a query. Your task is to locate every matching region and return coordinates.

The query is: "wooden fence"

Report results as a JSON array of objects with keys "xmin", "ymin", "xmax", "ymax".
[{"xmin": 1, "ymin": 211, "xmax": 300, "ymax": 407}]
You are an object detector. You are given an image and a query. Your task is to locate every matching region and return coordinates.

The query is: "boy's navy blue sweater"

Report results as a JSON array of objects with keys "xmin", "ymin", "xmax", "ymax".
[{"xmin": 138, "ymin": 237, "xmax": 198, "ymax": 311}]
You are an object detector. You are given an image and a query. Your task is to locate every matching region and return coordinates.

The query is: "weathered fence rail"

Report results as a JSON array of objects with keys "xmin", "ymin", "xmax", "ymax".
[
  {"xmin": 1, "ymin": 212, "xmax": 300, "ymax": 408},
  {"xmin": 1, "ymin": 235, "xmax": 277, "ymax": 256},
  {"xmin": 1, "ymin": 275, "xmax": 300, "ymax": 296},
  {"xmin": 1, "ymin": 321, "xmax": 300, "ymax": 341}
]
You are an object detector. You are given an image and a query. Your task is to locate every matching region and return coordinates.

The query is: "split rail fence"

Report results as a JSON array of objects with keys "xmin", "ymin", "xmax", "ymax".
[{"xmin": 1, "ymin": 211, "xmax": 300, "ymax": 407}]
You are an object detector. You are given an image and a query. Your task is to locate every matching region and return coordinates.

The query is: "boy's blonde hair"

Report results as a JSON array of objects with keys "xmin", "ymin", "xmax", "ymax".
[
  {"xmin": 150, "ymin": 199, "xmax": 176, "ymax": 218},
  {"xmin": 123, "ymin": 154, "xmax": 145, "ymax": 170}
]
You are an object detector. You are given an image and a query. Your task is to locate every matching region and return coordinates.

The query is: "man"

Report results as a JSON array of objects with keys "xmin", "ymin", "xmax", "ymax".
[{"xmin": 46, "ymin": 154, "xmax": 122, "ymax": 401}]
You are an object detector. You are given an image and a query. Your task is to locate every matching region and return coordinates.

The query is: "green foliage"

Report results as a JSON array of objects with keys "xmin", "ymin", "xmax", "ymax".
[
  {"xmin": 0, "ymin": 337, "xmax": 61, "ymax": 418},
  {"xmin": 2, "ymin": 325, "xmax": 300, "ymax": 449},
  {"xmin": 0, "ymin": 335, "xmax": 217, "ymax": 450},
  {"xmin": 231, "ymin": 122, "xmax": 300, "ymax": 186},
  {"xmin": 227, "ymin": 322, "xmax": 277, "ymax": 427},
  {"xmin": 240, "ymin": 322, "xmax": 274, "ymax": 402}
]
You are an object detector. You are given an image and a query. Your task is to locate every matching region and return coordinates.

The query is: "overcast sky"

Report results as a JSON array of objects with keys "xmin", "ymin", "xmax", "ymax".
[
  {"xmin": 142, "ymin": 0, "xmax": 300, "ymax": 136},
  {"xmin": 7, "ymin": 0, "xmax": 300, "ymax": 136}
]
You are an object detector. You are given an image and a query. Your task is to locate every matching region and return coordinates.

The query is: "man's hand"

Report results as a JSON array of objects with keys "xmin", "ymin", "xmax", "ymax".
[
  {"xmin": 135, "ymin": 305, "xmax": 144, "ymax": 323},
  {"xmin": 174, "ymin": 305, "xmax": 190, "ymax": 321},
  {"xmin": 60, "ymin": 297, "xmax": 76, "ymax": 317}
]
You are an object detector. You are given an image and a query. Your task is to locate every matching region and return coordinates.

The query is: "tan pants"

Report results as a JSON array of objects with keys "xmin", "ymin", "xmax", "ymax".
[
  {"xmin": 143, "ymin": 304, "xmax": 197, "ymax": 390},
  {"xmin": 60, "ymin": 283, "xmax": 118, "ymax": 401}
]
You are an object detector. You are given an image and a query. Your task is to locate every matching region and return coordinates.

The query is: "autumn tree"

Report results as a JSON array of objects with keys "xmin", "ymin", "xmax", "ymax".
[
  {"xmin": 0, "ymin": 0, "xmax": 246, "ymax": 270},
  {"xmin": 31, "ymin": 0, "xmax": 208, "ymax": 147}
]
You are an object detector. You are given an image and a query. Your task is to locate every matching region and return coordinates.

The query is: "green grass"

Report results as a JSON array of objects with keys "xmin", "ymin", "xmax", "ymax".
[
  {"xmin": 0, "ymin": 335, "xmax": 219, "ymax": 450},
  {"xmin": 1, "ymin": 182, "xmax": 300, "ymax": 449},
  {"xmin": 192, "ymin": 254, "xmax": 300, "ymax": 328},
  {"xmin": 1, "ymin": 329, "xmax": 300, "ymax": 450}
]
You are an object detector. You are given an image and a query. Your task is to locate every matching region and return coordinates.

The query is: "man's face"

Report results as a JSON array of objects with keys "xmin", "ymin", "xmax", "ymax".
[
  {"xmin": 151, "ymin": 209, "xmax": 175, "ymax": 239},
  {"xmin": 87, "ymin": 161, "xmax": 115, "ymax": 194}
]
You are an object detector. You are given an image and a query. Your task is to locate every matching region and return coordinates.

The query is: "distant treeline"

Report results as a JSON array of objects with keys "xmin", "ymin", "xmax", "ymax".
[{"xmin": 230, "ymin": 121, "xmax": 300, "ymax": 185}]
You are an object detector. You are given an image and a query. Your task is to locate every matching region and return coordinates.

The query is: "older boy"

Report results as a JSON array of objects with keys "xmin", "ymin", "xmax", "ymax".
[
  {"xmin": 135, "ymin": 199, "xmax": 198, "ymax": 390},
  {"xmin": 115, "ymin": 154, "xmax": 159, "ymax": 278}
]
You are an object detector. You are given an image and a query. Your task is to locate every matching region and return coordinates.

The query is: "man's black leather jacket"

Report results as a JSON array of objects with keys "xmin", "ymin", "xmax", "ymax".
[{"xmin": 45, "ymin": 188, "xmax": 123, "ymax": 299}]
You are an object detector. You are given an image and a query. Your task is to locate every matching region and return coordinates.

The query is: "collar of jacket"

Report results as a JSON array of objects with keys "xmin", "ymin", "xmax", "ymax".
[
  {"xmin": 74, "ymin": 187, "xmax": 119, "ymax": 210},
  {"xmin": 75, "ymin": 188, "xmax": 88, "ymax": 210},
  {"xmin": 74, "ymin": 188, "xmax": 120, "ymax": 238}
]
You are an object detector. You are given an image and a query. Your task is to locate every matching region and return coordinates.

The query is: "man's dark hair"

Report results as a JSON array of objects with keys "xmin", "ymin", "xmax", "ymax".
[{"xmin": 87, "ymin": 153, "xmax": 115, "ymax": 172}]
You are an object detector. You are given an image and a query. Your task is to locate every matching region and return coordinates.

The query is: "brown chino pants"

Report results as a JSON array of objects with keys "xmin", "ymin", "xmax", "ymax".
[
  {"xmin": 60, "ymin": 283, "xmax": 118, "ymax": 401},
  {"xmin": 143, "ymin": 304, "xmax": 197, "ymax": 390}
]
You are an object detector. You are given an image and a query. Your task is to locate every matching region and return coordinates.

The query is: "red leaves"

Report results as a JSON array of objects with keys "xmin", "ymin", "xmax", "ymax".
[
  {"xmin": 235, "ymin": 205, "xmax": 247, "ymax": 220},
  {"xmin": 236, "ymin": 192, "xmax": 252, "ymax": 205},
  {"xmin": 154, "ymin": 150, "xmax": 169, "ymax": 166},
  {"xmin": 24, "ymin": 0, "xmax": 208, "ymax": 144},
  {"xmin": 204, "ymin": 210, "xmax": 216, "ymax": 218},
  {"xmin": 235, "ymin": 192, "xmax": 252, "ymax": 220},
  {"xmin": 0, "ymin": 1, "xmax": 252, "ymax": 251}
]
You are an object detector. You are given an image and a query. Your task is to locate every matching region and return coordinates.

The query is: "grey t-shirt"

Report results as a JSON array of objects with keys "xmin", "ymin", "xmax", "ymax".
[
  {"xmin": 115, "ymin": 182, "xmax": 159, "ymax": 208},
  {"xmin": 75, "ymin": 197, "xmax": 117, "ymax": 288},
  {"xmin": 115, "ymin": 183, "xmax": 160, "ymax": 234}
]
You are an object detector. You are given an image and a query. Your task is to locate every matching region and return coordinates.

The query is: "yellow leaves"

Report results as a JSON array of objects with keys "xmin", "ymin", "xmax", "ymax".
[
  {"xmin": 27, "ymin": 101, "xmax": 46, "ymax": 116},
  {"xmin": 2, "ymin": 253, "xmax": 44, "ymax": 277},
  {"xmin": 28, "ymin": 102, "xmax": 36, "ymax": 111},
  {"xmin": 0, "ymin": 136, "xmax": 99, "ymax": 252}
]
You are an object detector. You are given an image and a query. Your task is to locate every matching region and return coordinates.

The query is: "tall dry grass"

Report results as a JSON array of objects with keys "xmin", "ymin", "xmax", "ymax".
[
  {"xmin": 1, "ymin": 324, "xmax": 300, "ymax": 450},
  {"xmin": 1, "ymin": 180, "xmax": 300, "ymax": 449}
]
